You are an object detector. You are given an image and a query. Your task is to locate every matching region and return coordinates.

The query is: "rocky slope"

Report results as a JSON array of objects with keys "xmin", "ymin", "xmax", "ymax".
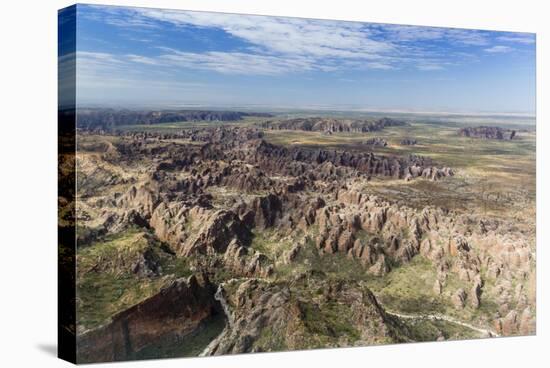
[{"xmin": 201, "ymin": 278, "xmax": 412, "ymax": 355}]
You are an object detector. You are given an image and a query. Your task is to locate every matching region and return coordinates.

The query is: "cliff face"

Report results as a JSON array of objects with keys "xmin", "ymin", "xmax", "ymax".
[{"xmin": 77, "ymin": 275, "xmax": 218, "ymax": 363}]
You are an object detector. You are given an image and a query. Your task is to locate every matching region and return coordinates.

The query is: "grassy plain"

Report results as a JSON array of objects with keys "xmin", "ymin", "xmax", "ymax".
[{"xmin": 264, "ymin": 120, "xmax": 536, "ymax": 221}]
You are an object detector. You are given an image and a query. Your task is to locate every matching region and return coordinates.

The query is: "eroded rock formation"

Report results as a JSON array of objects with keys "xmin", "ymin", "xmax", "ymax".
[
  {"xmin": 459, "ymin": 126, "xmax": 516, "ymax": 140},
  {"xmin": 72, "ymin": 122, "xmax": 535, "ymax": 362},
  {"xmin": 259, "ymin": 117, "xmax": 406, "ymax": 133}
]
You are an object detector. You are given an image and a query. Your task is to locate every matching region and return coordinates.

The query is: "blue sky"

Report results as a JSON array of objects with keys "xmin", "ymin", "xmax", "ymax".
[{"xmin": 70, "ymin": 4, "xmax": 536, "ymax": 113}]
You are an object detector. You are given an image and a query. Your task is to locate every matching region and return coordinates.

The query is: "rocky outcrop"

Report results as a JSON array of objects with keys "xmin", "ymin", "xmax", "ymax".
[
  {"xmin": 77, "ymin": 232, "xmax": 169, "ymax": 278},
  {"xmin": 259, "ymin": 117, "xmax": 406, "ymax": 133},
  {"xmin": 74, "ymin": 121, "xmax": 534, "ymax": 360},
  {"xmin": 101, "ymin": 159, "xmax": 532, "ymax": 338},
  {"xmin": 223, "ymin": 239, "xmax": 274, "ymax": 278},
  {"xmin": 363, "ymin": 137, "xmax": 388, "ymax": 147},
  {"xmin": 221, "ymin": 166, "xmax": 274, "ymax": 192},
  {"xmin": 459, "ymin": 126, "xmax": 516, "ymax": 140},
  {"xmin": 282, "ymin": 243, "xmax": 302, "ymax": 264},
  {"xmin": 150, "ymin": 201, "xmax": 254, "ymax": 257},
  {"xmin": 92, "ymin": 126, "xmax": 453, "ymax": 187},
  {"xmin": 452, "ymin": 288, "xmax": 467, "ymax": 309},
  {"xmin": 117, "ymin": 185, "xmax": 158, "ymax": 218},
  {"xmin": 312, "ymin": 191, "xmax": 446, "ymax": 274},
  {"xmin": 202, "ymin": 278, "xmax": 411, "ymax": 355},
  {"xmin": 77, "ymin": 108, "xmax": 272, "ymax": 130},
  {"xmin": 494, "ymin": 306, "xmax": 535, "ymax": 336},
  {"xmin": 250, "ymin": 194, "xmax": 283, "ymax": 230},
  {"xmin": 77, "ymin": 275, "xmax": 218, "ymax": 363},
  {"xmin": 470, "ymin": 277, "xmax": 483, "ymax": 309},
  {"xmin": 401, "ymin": 138, "xmax": 417, "ymax": 145},
  {"xmin": 241, "ymin": 139, "xmax": 453, "ymax": 181},
  {"xmin": 433, "ymin": 279, "xmax": 443, "ymax": 295},
  {"xmin": 181, "ymin": 210, "xmax": 252, "ymax": 256}
]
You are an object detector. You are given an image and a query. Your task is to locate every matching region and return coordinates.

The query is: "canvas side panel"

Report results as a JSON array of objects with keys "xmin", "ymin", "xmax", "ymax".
[{"xmin": 58, "ymin": 4, "xmax": 77, "ymax": 364}]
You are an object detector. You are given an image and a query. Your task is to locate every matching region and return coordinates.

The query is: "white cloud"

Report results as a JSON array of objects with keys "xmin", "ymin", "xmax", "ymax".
[
  {"xmin": 364, "ymin": 62, "xmax": 395, "ymax": 70},
  {"xmin": 123, "ymin": 8, "xmax": 457, "ymax": 73},
  {"xmin": 74, "ymin": 51, "xmax": 208, "ymax": 103},
  {"xmin": 497, "ymin": 34, "xmax": 535, "ymax": 44},
  {"xmin": 484, "ymin": 45, "xmax": 513, "ymax": 53},
  {"xmin": 131, "ymin": 8, "xmax": 396, "ymax": 61},
  {"xmin": 78, "ymin": 51, "xmax": 124, "ymax": 64},
  {"xmin": 159, "ymin": 50, "xmax": 316, "ymax": 75},
  {"xmin": 445, "ymin": 29, "xmax": 490, "ymax": 46},
  {"xmin": 75, "ymin": 48, "xmax": 394, "ymax": 77},
  {"xmin": 79, "ymin": 5, "xmax": 528, "ymax": 77},
  {"xmin": 126, "ymin": 54, "xmax": 161, "ymax": 65},
  {"xmin": 376, "ymin": 24, "xmax": 490, "ymax": 46},
  {"xmin": 377, "ymin": 25, "xmax": 445, "ymax": 42},
  {"xmin": 417, "ymin": 63, "xmax": 445, "ymax": 71}
]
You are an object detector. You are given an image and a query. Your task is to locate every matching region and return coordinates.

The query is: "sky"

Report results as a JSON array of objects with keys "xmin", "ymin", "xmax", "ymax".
[{"xmin": 68, "ymin": 4, "xmax": 536, "ymax": 114}]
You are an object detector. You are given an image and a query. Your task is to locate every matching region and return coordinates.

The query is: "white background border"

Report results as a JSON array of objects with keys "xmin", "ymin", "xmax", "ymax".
[{"xmin": 0, "ymin": 0, "xmax": 547, "ymax": 367}]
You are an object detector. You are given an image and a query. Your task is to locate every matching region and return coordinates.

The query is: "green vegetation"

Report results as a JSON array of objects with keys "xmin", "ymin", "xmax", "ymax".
[
  {"xmin": 264, "ymin": 121, "xmax": 535, "ymax": 218},
  {"xmin": 401, "ymin": 318, "xmax": 480, "ymax": 341},
  {"xmin": 270, "ymin": 237, "xmax": 497, "ymax": 339},
  {"xmin": 299, "ymin": 301, "xmax": 361, "ymax": 345},
  {"xmin": 76, "ymin": 228, "xmax": 172, "ymax": 329},
  {"xmin": 366, "ymin": 256, "xmax": 445, "ymax": 314},
  {"xmin": 160, "ymin": 256, "xmax": 193, "ymax": 279},
  {"xmin": 250, "ymin": 229, "xmax": 294, "ymax": 260},
  {"xmin": 131, "ymin": 314, "xmax": 226, "ymax": 360},
  {"xmin": 275, "ymin": 238, "xmax": 370, "ymax": 282},
  {"xmin": 77, "ymin": 228, "xmax": 151, "ymax": 272},
  {"xmin": 77, "ymin": 270, "xmax": 167, "ymax": 329},
  {"xmin": 255, "ymin": 325, "xmax": 288, "ymax": 351}
]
